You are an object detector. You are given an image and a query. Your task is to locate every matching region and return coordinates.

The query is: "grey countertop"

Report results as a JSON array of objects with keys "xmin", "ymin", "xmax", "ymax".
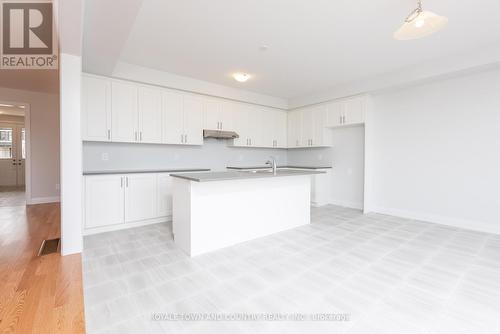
[
  {"xmin": 170, "ymin": 169, "xmax": 325, "ymax": 182},
  {"xmin": 226, "ymin": 165, "xmax": 332, "ymax": 170},
  {"xmin": 83, "ymin": 168, "xmax": 211, "ymax": 176}
]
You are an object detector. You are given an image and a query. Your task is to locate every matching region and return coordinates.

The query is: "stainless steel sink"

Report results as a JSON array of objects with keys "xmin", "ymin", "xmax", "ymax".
[{"xmin": 239, "ymin": 169, "xmax": 274, "ymax": 174}]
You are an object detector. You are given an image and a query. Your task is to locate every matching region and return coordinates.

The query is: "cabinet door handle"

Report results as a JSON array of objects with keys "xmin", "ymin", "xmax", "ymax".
[
  {"xmin": 140, "ymin": 131, "xmax": 142, "ymax": 141},
  {"xmin": 185, "ymin": 134, "xmax": 187, "ymax": 143},
  {"xmin": 107, "ymin": 129, "xmax": 111, "ymax": 140},
  {"xmin": 343, "ymin": 115, "xmax": 346, "ymax": 124},
  {"xmin": 126, "ymin": 177, "xmax": 129, "ymax": 187},
  {"xmin": 120, "ymin": 177, "xmax": 123, "ymax": 188},
  {"xmin": 220, "ymin": 122, "xmax": 223, "ymax": 130},
  {"xmin": 134, "ymin": 131, "xmax": 137, "ymax": 141},
  {"xmin": 180, "ymin": 134, "xmax": 183, "ymax": 143}
]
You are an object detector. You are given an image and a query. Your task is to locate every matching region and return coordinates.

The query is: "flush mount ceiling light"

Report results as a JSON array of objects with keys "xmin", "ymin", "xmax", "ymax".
[
  {"xmin": 394, "ymin": 0, "xmax": 448, "ymax": 40},
  {"xmin": 233, "ymin": 73, "xmax": 251, "ymax": 82}
]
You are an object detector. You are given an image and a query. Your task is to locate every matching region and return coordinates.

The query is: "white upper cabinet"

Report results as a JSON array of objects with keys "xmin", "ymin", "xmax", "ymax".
[
  {"xmin": 274, "ymin": 110, "xmax": 288, "ymax": 148},
  {"xmin": 220, "ymin": 103, "xmax": 234, "ymax": 131},
  {"xmin": 326, "ymin": 102, "xmax": 343, "ymax": 127},
  {"xmin": 82, "ymin": 75, "xmax": 111, "ymax": 141},
  {"xmin": 138, "ymin": 86, "xmax": 163, "ymax": 143},
  {"xmin": 312, "ymin": 105, "xmax": 329, "ymax": 146},
  {"xmin": 343, "ymin": 96, "xmax": 365, "ymax": 125},
  {"xmin": 264, "ymin": 108, "xmax": 287, "ymax": 148},
  {"xmin": 203, "ymin": 99, "xmax": 234, "ymax": 131},
  {"xmin": 162, "ymin": 91, "xmax": 184, "ymax": 144},
  {"xmin": 287, "ymin": 110, "xmax": 301, "ymax": 148},
  {"xmin": 204, "ymin": 99, "xmax": 222, "ymax": 131},
  {"xmin": 287, "ymin": 106, "xmax": 330, "ymax": 148},
  {"xmin": 232, "ymin": 103, "xmax": 251, "ymax": 147},
  {"xmin": 326, "ymin": 95, "xmax": 366, "ymax": 127},
  {"xmin": 183, "ymin": 96, "xmax": 204, "ymax": 145},
  {"xmin": 232, "ymin": 105, "xmax": 286, "ymax": 148},
  {"xmin": 300, "ymin": 108, "xmax": 314, "ymax": 147},
  {"xmin": 111, "ymin": 81, "xmax": 138, "ymax": 143},
  {"xmin": 162, "ymin": 91, "xmax": 203, "ymax": 145}
]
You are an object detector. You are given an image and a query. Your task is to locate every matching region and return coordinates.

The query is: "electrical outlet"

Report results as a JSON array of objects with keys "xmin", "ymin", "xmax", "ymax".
[{"xmin": 101, "ymin": 153, "xmax": 109, "ymax": 161}]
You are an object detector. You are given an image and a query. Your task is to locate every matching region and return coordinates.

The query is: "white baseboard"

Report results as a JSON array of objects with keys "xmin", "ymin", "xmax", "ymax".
[
  {"xmin": 27, "ymin": 196, "xmax": 60, "ymax": 205},
  {"xmin": 369, "ymin": 206, "xmax": 500, "ymax": 235},
  {"xmin": 83, "ymin": 216, "xmax": 171, "ymax": 236},
  {"xmin": 329, "ymin": 199, "xmax": 364, "ymax": 210}
]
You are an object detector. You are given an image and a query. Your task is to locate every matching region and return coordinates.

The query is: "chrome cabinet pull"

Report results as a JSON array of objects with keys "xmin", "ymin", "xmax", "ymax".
[
  {"xmin": 126, "ymin": 177, "xmax": 129, "ymax": 187},
  {"xmin": 140, "ymin": 131, "xmax": 143, "ymax": 141},
  {"xmin": 120, "ymin": 177, "xmax": 123, "ymax": 188},
  {"xmin": 107, "ymin": 129, "xmax": 111, "ymax": 140},
  {"xmin": 180, "ymin": 134, "xmax": 183, "ymax": 143}
]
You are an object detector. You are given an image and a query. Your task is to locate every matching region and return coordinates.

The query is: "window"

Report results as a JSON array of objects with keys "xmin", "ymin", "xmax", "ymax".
[{"xmin": 0, "ymin": 127, "xmax": 13, "ymax": 159}]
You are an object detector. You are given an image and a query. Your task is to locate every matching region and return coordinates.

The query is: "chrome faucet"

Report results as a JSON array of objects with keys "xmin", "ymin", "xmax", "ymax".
[{"xmin": 266, "ymin": 156, "xmax": 277, "ymax": 175}]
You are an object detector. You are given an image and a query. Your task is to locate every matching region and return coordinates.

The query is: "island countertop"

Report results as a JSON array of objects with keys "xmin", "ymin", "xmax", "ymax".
[
  {"xmin": 170, "ymin": 169, "xmax": 325, "ymax": 182},
  {"xmin": 83, "ymin": 168, "xmax": 210, "ymax": 176},
  {"xmin": 226, "ymin": 165, "xmax": 332, "ymax": 170}
]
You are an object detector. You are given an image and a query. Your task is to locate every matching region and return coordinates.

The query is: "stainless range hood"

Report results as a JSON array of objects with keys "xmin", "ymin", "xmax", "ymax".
[{"xmin": 203, "ymin": 129, "xmax": 239, "ymax": 139}]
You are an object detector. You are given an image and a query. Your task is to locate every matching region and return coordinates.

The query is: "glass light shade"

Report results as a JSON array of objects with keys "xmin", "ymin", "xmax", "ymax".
[
  {"xmin": 394, "ymin": 10, "xmax": 448, "ymax": 40},
  {"xmin": 233, "ymin": 73, "xmax": 251, "ymax": 82}
]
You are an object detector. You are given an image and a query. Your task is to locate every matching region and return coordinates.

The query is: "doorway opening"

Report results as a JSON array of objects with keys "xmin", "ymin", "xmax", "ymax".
[{"xmin": 0, "ymin": 101, "xmax": 29, "ymax": 207}]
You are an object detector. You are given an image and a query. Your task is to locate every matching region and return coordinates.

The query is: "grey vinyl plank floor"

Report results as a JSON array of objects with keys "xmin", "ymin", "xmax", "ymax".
[{"xmin": 83, "ymin": 205, "xmax": 500, "ymax": 334}]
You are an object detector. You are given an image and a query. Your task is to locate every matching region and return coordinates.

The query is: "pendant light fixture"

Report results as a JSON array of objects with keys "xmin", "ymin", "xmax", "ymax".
[{"xmin": 394, "ymin": 0, "xmax": 448, "ymax": 40}]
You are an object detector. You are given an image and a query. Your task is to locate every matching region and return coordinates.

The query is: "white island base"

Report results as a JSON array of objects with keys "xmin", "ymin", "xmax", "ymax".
[{"xmin": 172, "ymin": 175, "xmax": 311, "ymax": 256}]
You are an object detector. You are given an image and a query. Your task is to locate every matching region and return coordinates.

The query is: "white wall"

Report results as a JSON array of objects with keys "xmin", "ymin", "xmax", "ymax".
[
  {"xmin": 287, "ymin": 127, "xmax": 365, "ymax": 210},
  {"xmin": 83, "ymin": 139, "xmax": 287, "ymax": 172},
  {"xmin": 0, "ymin": 87, "xmax": 60, "ymax": 202},
  {"xmin": 367, "ymin": 68, "xmax": 500, "ymax": 234},
  {"xmin": 330, "ymin": 126, "xmax": 365, "ymax": 209},
  {"xmin": 60, "ymin": 53, "xmax": 83, "ymax": 255}
]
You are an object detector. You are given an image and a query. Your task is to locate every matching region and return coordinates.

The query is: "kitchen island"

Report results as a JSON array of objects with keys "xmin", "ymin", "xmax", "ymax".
[{"xmin": 170, "ymin": 169, "xmax": 324, "ymax": 256}]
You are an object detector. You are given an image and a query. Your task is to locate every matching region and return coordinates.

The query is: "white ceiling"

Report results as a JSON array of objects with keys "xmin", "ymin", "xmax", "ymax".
[
  {"xmin": 0, "ymin": 70, "xmax": 59, "ymax": 94},
  {"xmin": 83, "ymin": 0, "xmax": 500, "ymax": 100}
]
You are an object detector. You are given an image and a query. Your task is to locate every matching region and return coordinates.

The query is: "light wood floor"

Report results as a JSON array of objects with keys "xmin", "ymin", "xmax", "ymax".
[{"xmin": 0, "ymin": 200, "xmax": 85, "ymax": 333}]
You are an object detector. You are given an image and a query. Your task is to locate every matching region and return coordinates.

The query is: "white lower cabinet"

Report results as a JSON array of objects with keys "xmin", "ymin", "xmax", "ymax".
[
  {"xmin": 124, "ymin": 174, "xmax": 158, "ymax": 223},
  {"xmin": 84, "ymin": 172, "xmax": 172, "ymax": 234},
  {"xmin": 84, "ymin": 175, "xmax": 125, "ymax": 229},
  {"xmin": 157, "ymin": 173, "xmax": 173, "ymax": 217}
]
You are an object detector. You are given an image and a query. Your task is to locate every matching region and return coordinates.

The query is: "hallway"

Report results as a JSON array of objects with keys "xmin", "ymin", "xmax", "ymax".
[
  {"xmin": 0, "ymin": 202, "xmax": 85, "ymax": 333},
  {"xmin": 0, "ymin": 187, "xmax": 26, "ymax": 207}
]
